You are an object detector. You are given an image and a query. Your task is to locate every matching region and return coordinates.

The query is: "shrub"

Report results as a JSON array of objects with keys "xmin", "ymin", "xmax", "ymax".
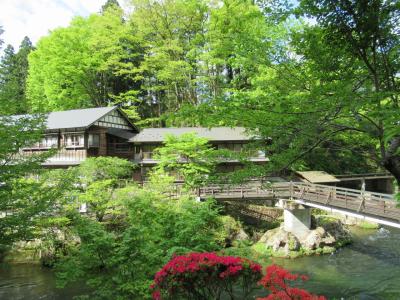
[
  {"xmin": 257, "ymin": 265, "xmax": 326, "ymax": 300},
  {"xmin": 150, "ymin": 252, "xmax": 262, "ymax": 300},
  {"xmin": 55, "ymin": 188, "xmax": 226, "ymax": 299},
  {"xmin": 151, "ymin": 254, "xmax": 326, "ymax": 300}
]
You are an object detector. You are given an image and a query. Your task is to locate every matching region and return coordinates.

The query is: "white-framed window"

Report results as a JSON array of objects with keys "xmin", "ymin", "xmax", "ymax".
[
  {"xmin": 42, "ymin": 135, "xmax": 58, "ymax": 148},
  {"xmin": 27, "ymin": 135, "xmax": 58, "ymax": 149},
  {"xmin": 88, "ymin": 134, "xmax": 100, "ymax": 148},
  {"xmin": 64, "ymin": 134, "xmax": 84, "ymax": 148}
]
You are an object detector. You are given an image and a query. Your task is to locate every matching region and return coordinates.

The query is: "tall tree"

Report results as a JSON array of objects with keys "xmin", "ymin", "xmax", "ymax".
[
  {"xmin": 27, "ymin": 7, "xmax": 143, "ymax": 117},
  {"xmin": 296, "ymin": 0, "xmax": 400, "ymax": 182},
  {"xmin": 0, "ymin": 45, "xmax": 19, "ymax": 115},
  {"xmin": 179, "ymin": 0, "xmax": 396, "ymax": 179},
  {"xmin": 0, "ymin": 115, "xmax": 69, "ymax": 246},
  {"xmin": 130, "ymin": 0, "xmax": 209, "ymax": 126},
  {"xmin": 14, "ymin": 37, "xmax": 34, "ymax": 113},
  {"xmin": 0, "ymin": 37, "xmax": 34, "ymax": 114}
]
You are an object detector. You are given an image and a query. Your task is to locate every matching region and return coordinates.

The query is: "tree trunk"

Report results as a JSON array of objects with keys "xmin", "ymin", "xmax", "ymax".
[{"xmin": 383, "ymin": 156, "xmax": 400, "ymax": 187}]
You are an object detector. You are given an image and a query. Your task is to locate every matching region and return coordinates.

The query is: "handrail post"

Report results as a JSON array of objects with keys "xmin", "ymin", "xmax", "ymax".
[{"xmin": 290, "ymin": 181, "xmax": 293, "ymax": 200}]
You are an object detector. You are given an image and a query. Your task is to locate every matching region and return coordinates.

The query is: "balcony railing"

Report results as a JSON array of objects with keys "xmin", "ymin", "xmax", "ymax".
[
  {"xmin": 20, "ymin": 149, "xmax": 87, "ymax": 163},
  {"xmin": 47, "ymin": 150, "xmax": 87, "ymax": 162}
]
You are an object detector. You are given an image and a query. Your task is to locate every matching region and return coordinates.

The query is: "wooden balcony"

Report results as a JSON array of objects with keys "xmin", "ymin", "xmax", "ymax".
[{"xmin": 20, "ymin": 148, "xmax": 87, "ymax": 166}]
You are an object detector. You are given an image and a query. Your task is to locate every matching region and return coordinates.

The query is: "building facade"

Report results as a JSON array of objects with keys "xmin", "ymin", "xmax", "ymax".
[{"xmin": 17, "ymin": 107, "xmax": 268, "ymax": 180}]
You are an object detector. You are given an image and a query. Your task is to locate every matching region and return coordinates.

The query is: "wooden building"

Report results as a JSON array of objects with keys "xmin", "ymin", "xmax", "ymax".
[
  {"xmin": 20, "ymin": 107, "xmax": 138, "ymax": 167},
  {"xmin": 130, "ymin": 127, "xmax": 268, "ymax": 181},
  {"xmin": 16, "ymin": 107, "xmax": 268, "ymax": 180}
]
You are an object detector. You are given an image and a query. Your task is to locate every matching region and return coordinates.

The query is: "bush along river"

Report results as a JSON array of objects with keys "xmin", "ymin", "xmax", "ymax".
[{"xmin": 1, "ymin": 226, "xmax": 400, "ymax": 299}]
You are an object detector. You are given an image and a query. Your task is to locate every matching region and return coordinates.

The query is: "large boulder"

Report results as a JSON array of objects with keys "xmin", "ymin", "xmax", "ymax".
[
  {"xmin": 219, "ymin": 215, "xmax": 249, "ymax": 246},
  {"xmin": 255, "ymin": 216, "xmax": 352, "ymax": 257},
  {"xmin": 256, "ymin": 225, "xmax": 300, "ymax": 257}
]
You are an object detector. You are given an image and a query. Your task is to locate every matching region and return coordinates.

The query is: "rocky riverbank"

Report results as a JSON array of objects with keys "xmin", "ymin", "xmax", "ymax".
[{"xmin": 252, "ymin": 216, "xmax": 352, "ymax": 258}]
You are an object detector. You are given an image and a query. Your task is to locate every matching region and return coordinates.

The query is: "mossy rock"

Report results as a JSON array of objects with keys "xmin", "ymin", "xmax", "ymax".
[
  {"xmin": 315, "ymin": 215, "xmax": 340, "ymax": 226},
  {"xmin": 358, "ymin": 221, "xmax": 379, "ymax": 230},
  {"xmin": 252, "ymin": 242, "xmax": 272, "ymax": 256},
  {"xmin": 322, "ymin": 246, "xmax": 336, "ymax": 254}
]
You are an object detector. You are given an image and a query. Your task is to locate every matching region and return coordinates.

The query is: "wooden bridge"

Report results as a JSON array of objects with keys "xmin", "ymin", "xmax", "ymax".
[{"xmin": 197, "ymin": 182, "xmax": 400, "ymax": 228}]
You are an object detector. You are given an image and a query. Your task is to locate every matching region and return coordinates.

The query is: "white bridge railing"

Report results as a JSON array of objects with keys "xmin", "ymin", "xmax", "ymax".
[{"xmin": 197, "ymin": 181, "xmax": 399, "ymax": 222}]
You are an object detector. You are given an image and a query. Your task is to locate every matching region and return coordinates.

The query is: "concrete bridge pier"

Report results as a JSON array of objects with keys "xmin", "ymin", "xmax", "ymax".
[{"xmin": 278, "ymin": 200, "xmax": 311, "ymax": 239}]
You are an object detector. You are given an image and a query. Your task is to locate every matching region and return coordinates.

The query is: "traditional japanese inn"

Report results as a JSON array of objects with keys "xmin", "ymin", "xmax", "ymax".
[{"xmin": 17, "ymin": 106, "xmax": 268, "ymax": 181}]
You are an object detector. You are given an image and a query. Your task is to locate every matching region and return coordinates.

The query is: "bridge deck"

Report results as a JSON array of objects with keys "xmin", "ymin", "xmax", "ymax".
[{"xmin": 198, "ymin": 182, "xmax": 399, "ymax": 225}]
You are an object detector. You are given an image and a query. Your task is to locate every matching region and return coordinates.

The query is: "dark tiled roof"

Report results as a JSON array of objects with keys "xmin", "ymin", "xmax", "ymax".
[
  {"xmin": 130, "ymin": 127, "xmax": 253, "ymax": 143},
  {"xmin": 10, "ymin": 106, "xmax": 137, "ymax": 131},
  {"xmin": 45, "ymin": 106, "xmax": 117, "ymax": 130},
  {"xmin": 108, "ymin": 128, "xmax": 136, "ymax": 140}
]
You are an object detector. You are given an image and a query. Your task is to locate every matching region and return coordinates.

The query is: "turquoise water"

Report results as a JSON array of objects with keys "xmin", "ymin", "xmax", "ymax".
[
  {"xmin": 1, "ymin": 227, "xmax": 400, "ymax": 299},
  {"xmin": 272, "ymin": 227, "xmax": 400, "ymax": 299}
]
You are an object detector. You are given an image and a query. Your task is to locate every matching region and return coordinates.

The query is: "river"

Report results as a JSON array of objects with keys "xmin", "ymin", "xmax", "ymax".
[{"xmin": 1, "ymin": 227, "xmax": 399, "ymax": 299}]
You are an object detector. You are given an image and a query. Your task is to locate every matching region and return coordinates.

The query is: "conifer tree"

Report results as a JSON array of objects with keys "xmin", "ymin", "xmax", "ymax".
[
  {"xmin": 0, "ymin": 45, "xmax": 19, "ymax": 115},
  {"xmin": 14, "ymin": 37, "xmax": 34, "ymax": 113},
  {"xmin": 0, "ymin": 37, "xmax": 34, "ymax": 114}
]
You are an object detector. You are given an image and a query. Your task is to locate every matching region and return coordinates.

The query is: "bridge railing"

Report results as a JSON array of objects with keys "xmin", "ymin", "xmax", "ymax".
[
  {"xmin": 197, "ymin": 181, "xmax": 399, "ymax": 222},
  {"xmin": 198, "ymin": 182, "xmax": 291, "ymax": 199},
  {"xmin": 292, "ymin": 182, "xmax": 399, "ymax": 221}
]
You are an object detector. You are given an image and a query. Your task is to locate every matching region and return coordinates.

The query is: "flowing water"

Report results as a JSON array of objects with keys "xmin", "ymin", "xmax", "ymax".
[{"xmin": 1, "ymin": 227, "xmax": 400, "ymax": 299}]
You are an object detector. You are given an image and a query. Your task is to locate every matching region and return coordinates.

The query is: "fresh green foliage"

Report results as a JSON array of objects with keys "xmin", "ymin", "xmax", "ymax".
[
  {"xmin": 27, "ymin": 7, "xmax": 143, "ymax": 116},
  {"xmin": 55, "ymin": 185, "xmax": 225, "ymax": 299},
  {"xmin": 0, "ymin": 115, "xmax": 66, "ymax": 246},
  {"xmin": 180, "ymin": 0, "xmax": 400, "ymax": 181},
  {"xmin": 78, "ymin": 156, "xmax": 135, "ymax": 184},
  {"xmin": 74, "ymin": 157, "xmax": 136, "ymax": 221},
  {"xmin": 130, "ymin": 0, "xmax": 209, "ymax": 126},
  {"xmin": 153, "ymin": 132, "xmax": 218, "ymax": 189},
  {"xmin": 294, "ymin": 0, "xmax": 400, "ymax": 182}
]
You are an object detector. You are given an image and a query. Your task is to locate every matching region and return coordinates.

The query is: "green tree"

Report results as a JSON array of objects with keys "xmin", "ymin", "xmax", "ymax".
[
  {"xmin": 183, "ymin": 0, "xmax": 400, "ymax": 181},
  {"xmin": 0, "ymin": 37, "xmax": 34, "ymax": 114},
  {"xmin": 296, "ymin": 0, "xmax": 400, "ymax": 182},
  {"xmin": 0, "ymin": 115, "xmax": 68, "ymax": 246},
  {"xmin": 0, "ymin": 45, "xmax": 19, "ymax": 114},
  {"xmin": 129, "ymin": 0, "xmax": 209, "ymax": 126},
  {"xmin": 55, "ymin": 185, "xmax": 224, "ymax": 299},
  {"xmin": 101, "ymin": 0, "xmax": 121, "ymax": 13},
  {"xmin": 78, "ymin": 156, "xmax": 135, "ymax": 184},
  {"xmin": 76, "ymin": 157, "xmax": 136, "ymax": 221},
  {"xmin": 14, "ymin": 37, "xmax": 34, "ymax": 113},
  {"xmin": 201, "ymin": 0, "xmax": 271, "ymax": 98},
  {"xmin": 153, "ymin": 133, "xmax": 219, "ymax": 189},
  {"xmin": 27, "ymin": 8, "xmax": 143, "ymax": 117}
]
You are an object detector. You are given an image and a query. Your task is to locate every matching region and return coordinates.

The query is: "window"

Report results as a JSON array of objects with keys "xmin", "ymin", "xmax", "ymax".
[
  {"xmin": 64, "ymin": 134, "xmax": 84, "ymax": 148},
  {"xmin": 43, "ymin": 135, "xmax": 58, "ymax": 148},
  {"xmin": 115, "ymin": 143, "xmax": 130, "ymax": 153},
  {"xmin": 233, "ymin": 143, "xmax": 242, "ymax": 152},
  {"xmin": 88, "ymin": 134, "xmax": 100, "ymax": 148},
  {"xmin": 26, "ymin": 135, "xmax": 58, "ymax": 149}
]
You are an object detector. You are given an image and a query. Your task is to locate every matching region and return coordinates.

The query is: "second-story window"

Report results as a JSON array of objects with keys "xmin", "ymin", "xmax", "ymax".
[
  {"xmin": 42, "ymin": 135, "xmax": 58, "ymax": 148},
  {"xmin": 88, "ymin": 134, "xmax": 100, "ymax": 148},
  {"xmin": 64, "ymin": 134, "xmax": 84, "ymax": 148}
]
